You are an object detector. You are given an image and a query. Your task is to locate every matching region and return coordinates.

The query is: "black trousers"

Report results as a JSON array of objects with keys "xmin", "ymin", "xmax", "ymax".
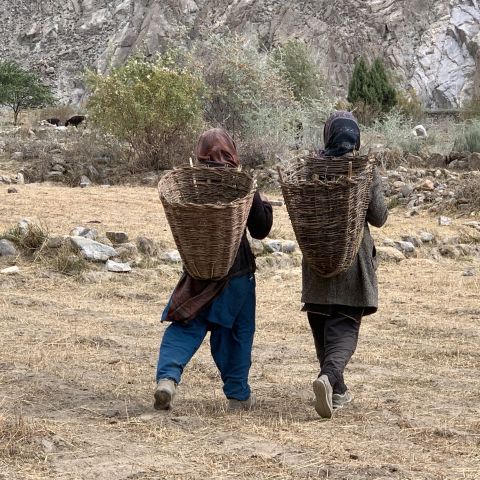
[{"xmin": 307, "ymin": 310, "xmax": 362, "ymax": 394}]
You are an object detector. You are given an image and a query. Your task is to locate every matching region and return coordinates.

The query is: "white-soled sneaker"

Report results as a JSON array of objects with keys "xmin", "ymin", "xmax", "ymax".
[
  {"xmin": 312, "ymin": 375, "xmax": 333, "ymax": 419},
  {"xmin": 332, "ymin": 390, "xmax": 353, "ymax": 410},
  {"xmin": 154, "ymin": 379, "xmax": 176, "ymax": 411}
]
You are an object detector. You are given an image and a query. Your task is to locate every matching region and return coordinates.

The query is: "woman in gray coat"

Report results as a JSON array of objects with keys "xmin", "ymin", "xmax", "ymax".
[{"xmin": 303, "ymin": 111, "xmax": 388, "ymax": 419}]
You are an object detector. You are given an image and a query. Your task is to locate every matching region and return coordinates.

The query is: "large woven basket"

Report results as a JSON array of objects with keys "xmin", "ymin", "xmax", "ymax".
[
  {"xmin": 278, "ymin": 154, "xmax": 375, "ymax": 278},
  {"xmin": 158, "ymin": 166, "xmax": 255, "ymax": 280}
]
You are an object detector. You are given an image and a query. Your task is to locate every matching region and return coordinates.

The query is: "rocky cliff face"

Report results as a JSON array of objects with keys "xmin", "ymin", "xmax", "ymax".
[{"xmin": 0, "ymin": 0, "xmax": 478, "ymax": 108}]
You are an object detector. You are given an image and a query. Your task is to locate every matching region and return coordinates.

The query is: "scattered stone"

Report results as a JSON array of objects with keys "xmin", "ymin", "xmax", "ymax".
[
  {"xmin": 115, "ymin": 243, "xmax": 138, "ymax": 259},
  {"xmin": 18, "ymin": 218, "xmax": 32, "ymax": 233},
  {"xmin": 400, "ymin": 184, "xmax": 414, "ymax": 197},
  {"xmin": 264, "ymin": 239, "xmax": 282, "ymax": 253},
  {"xmin": 419, "ymin": 231, "xmax": 435, "ymax": 243},
  {"xmin": 280, "ymin": 240, "xmax": 297, "ymax": 254},
  {"xmin": 11, "ymin": 151, "xmax": 23, "ymax": 160},
  {"xmin": 70, "ymin": 236, "xmax": 118, "ymax": 262},
  {"xmin": 7, "ymin": 187, "xmax": 18, "ymax": 194},
  {"xmin": 438, "ymin": 216, "xmax": 452, "ymax": 226},
  {"xmin": 376, "ymin": 246, "xmax": 405, "ymax": 263},
  {"xmin": 106, "ymin": 231, "xmax": 129, "ymax": 244},
  {"xmin": 161, "ymin": 250, "xmax": 182, "ymax": 263},
  {"xmin": 462, "ymin": 268, "xmax": 475, "ymax": 277},
  {"xmin": 136, "ymin": 236, "xmax": 156, "ymax": 256},
  {"xmin": 394, "ymin": 241, "xmax": 416, "ymax": 255},
  {"xmin": 419, "ymin": 179, "xmax": 435, "ymax": 191},
  {"xmin": 1, "ymin": 266, "xmax": 20, "ymax": 275},
  {"xmin": 106, "ymin": 260, "xmax": 131, "ymax": 273},
  {"xmin": 70, "ymin": 226, "xmax": 98, "ymax": 240},
  {"xmin": 412, "ymin": 125, "xmax": 428, "ymax": 137},
  {"xmin": 79, "ymin": 175, "xmax": 92, "ymax": 188},
  {"xmin": 16, "ymin": 173, "xmax": 25, "ymax": 185},
  {"xmin": 0, "ymin": 239, "xmax": 18, "ymax": 257},
  {"xmin": 249, "ymin": 238, "xmax": 264, "ymax": 256},
  {"xmin": 269, "ymin": 200, "xmax": 284, "ymax": 207},
  {"xmin": 401, "ymin": 235, "xmax": 422, "ymax": 248},
  {"xmin": 382, "ymin": 238, "xmax": 397, "ymax": 248}
]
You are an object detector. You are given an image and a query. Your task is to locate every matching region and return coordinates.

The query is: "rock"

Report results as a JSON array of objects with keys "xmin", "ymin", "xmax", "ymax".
[
  {"xmin": 70, "ymin": 227, "xmax": 98, "ymax": 240},
  {"xmin": 462, "ymin": 268, "xmax": 475, "ymax": 277},
  {"xmin": 0, "ymin": 266, "xmax": 20, "ymax": 275},
  {"xmin": 394, "ymin": 241, "xmax": 416, "ymax": 255},
  {"xmin": 70, "ymin": 236, "xmax": 118, "ymax": 262},
  {"xmin": 412, "ymin": 125, "xmax": 427, "ymax": 137},
  {"xmin": 269, "ymin": 200, "xmax": 284, "ymax": 207},
  {"xmin": 469, "ymin": 152, "xmax": 480, "ymax": 171},
  {"xmin": 401, "ymin": 235, "xmax": 422, "ymax": 248},
  {"xmin": 115, "ymin": 243, "xmax": 138, "ymax": 259},
  {"xmin": 376, "ymin": 246, "xmax": 405, "ymax": 263},
  {"xmin": 439, "ymin": 245, "xmax": 461, "ymax": 259},
  {"xmin": 280, "ymin": 240, "xmax": 297, "ymax": 254},
  {"xmin": 161, "ymin": 250, "xmax": 182, "ymax": 263},
  {"xmin": 392, "ymin": 181, "xmax": 406, "ymax": 191},
  {"xmin": 18, "ymin": 218, "xmax": 32, "ymax": 233},
  {"xmin": 106, "ymin": 260, "xmax": 131, "ymax": 273},
  {"xmin": 249, "ymin": 238, "xmax": 264, "ymax": 256},
  {"xmin": 16, "ymin": 172, "xmax": 25, "ymax": 184},
  {"xmin": 79, "ymin": 175, "xmax": 92, "ymax": 188},
  {"xmin": 7, "ymin": 187, "xmax": 18, "ymax": 194},
  {"xmin": 438, "ymin": 216, "xmax": 452, "ymax": 226},
  {"xmin": 400, "ymin": 184, "xmax": 414, "ymax": 197},
  {"xmin": 46, "ymin": 171, "xmax": 64, "ymax": 180},
  {"xmin": 0, "ymin": 239, "xmax": 18, "ymax": 257},
  {"xmin": 419, "ymin": 231, "xmax": 435, "ymax": 243},
  {"xmin": 264, "ymin": 239, "xmax": 282, "ymax": 253},
  {"xmin": 382, "ymin": 238, "xmax": 397, "ymax": 248},
  {"xmin": 136, "ymin": 236, "xmax": 156, "ymax": 256},
  {"xmin": 11, "ymin": 151, "xmax": 23, "ymax": 160},
  {"xmin": 106, "ymin": 231, "xmax": 129, "ymax": 244},
  {"xmin": 419, "ymin": 179, "xmax": 435, "ymax": 191}
]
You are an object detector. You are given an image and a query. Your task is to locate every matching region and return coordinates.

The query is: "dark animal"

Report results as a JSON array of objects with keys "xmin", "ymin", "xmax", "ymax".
[
  {"xmin": 65, "ymin": 115, "xmax": 86, "ymax": 127},
  {"xmin": 46, "ymin": 117, "xmax": 61, "ymax": 126}
]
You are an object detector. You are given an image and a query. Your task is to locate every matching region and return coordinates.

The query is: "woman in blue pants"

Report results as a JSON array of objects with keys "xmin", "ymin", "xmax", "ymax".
[{"xmin": 155, "ymin": 128, "xmax": 273, "ymax": 411}]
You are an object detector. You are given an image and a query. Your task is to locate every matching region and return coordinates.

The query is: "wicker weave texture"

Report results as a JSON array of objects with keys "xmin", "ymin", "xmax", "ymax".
[
  {"xmin": 279, "ymin": 155, "xmax": 375, "ymax": 278},
  {"xmin": 158, "ymin": 166, "xmax": 255, "ymax": 280}
]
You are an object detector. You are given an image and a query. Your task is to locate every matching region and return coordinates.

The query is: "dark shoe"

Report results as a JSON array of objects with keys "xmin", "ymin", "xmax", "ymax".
[
  {"xmin": 332, "ymin": 390, "xmax": 353, "ymax": 410},
  {"xmin": 227, "ymin": 393, "xmax": 256, "ymax": 412},
  {"xmin": 154, "ymin": 379, "xmax": 176, "ymax": 410},
  {"xmin": 312, "ymin": 375, "xmax": 333, "ymax": 419}
]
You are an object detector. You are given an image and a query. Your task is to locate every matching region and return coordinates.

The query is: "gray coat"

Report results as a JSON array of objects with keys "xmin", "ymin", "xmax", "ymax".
[{"xmin": 301, "ymin": 168, "xmax": 388, "ymax": 313}]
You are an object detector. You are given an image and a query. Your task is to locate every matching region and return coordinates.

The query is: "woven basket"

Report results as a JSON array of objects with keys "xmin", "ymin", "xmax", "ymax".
[
  {"xmin": 158, "ymin": 166, "xmax": 255, "ymax": 280},
  {"xmin": 278, "ymin": 154, "xmax": 375, "ymax": 278}
]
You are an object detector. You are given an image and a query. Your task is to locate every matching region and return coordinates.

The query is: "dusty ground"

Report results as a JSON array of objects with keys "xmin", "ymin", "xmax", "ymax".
[{"xmin": 0, "ymin": 184, "xmax": 479, "ymax": 480}]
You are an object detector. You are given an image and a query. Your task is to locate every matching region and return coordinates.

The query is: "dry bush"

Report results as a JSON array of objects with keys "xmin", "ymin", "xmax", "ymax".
[
  {"xmin": 49, "ymin": 244, "xmax": 89, "ymax": 276},
  {"xmin": 1, "ymin": 222, "xmax": 48, "ymax": 256},
  {"xmin": 456, "ymin": 174, "xmax": 480, "ymax": 211},
  {"xmin": 0, "ymin": 411, "xmax": 49, "ymax": 461}
]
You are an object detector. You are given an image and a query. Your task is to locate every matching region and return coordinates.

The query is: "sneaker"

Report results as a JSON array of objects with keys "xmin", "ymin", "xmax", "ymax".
[
  {"xmin": 227, "ymin": 393, "xmax": 256, "ymax": 412},
  {"xmin": 312, "ymin": 375, "xmax": 333, "ymax": 419},
  {"xmin": 332, "ymin": 390, "xmax": 353, "ymax": 410},
  {"xmin": 154, "ymin": 379, "xmax": 176, "ymax": 410}
]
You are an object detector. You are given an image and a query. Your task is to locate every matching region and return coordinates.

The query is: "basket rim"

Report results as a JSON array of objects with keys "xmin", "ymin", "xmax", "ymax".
[{"xmin": 158, "ymin": 165, "xmax": 256, "ymax": 209}]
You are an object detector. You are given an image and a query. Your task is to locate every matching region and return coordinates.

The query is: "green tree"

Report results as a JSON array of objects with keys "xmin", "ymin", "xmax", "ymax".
[
  {"xmin": 272, "ymin": 39, "xmax": 324, "ymax": 102},
  {"xmin": 86, "ymin": 55, "xmax": 205, "ymax": 171},
  {"xmin": 347, "ymin": 57, "xmax": 397, "ymax": 122},
  {"xmin": 0, "ymin": 61, "xmax": 54, "ymax": 125}
]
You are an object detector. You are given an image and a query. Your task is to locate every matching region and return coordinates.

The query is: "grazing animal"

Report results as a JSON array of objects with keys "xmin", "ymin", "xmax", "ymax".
[
  {"xmin": 46, "ymin": 117, "xmax": 61, "ymax": 126},
  {"xmin": 65, "ymin": 115, "xmax": 86, "ymax": 127}
]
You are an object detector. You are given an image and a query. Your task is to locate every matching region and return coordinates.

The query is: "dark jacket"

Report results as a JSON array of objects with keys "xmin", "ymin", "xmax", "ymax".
[
  {"xmin": 301, "ymin": 168, "xmax": 388, "ymax": 315},
  {"xmin": 230, "ymin": 191, "xmax": 273, "ymax": 276}
]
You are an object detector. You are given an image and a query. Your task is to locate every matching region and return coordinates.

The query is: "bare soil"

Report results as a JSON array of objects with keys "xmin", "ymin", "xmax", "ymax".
[{"xmin": 1, "ymin": 184, "xmax": 479, "ymax": 479}]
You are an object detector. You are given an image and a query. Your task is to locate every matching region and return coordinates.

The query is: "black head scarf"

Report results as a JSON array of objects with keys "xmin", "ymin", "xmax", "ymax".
[{"xmin": 321, "ymin": 111, "xmax": 360, "ymax": 157}]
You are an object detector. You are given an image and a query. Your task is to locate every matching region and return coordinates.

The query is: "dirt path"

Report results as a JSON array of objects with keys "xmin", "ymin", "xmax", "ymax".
[{"xmin": 1, "ymin": 185, "xmax": 479, "ymax": 479}]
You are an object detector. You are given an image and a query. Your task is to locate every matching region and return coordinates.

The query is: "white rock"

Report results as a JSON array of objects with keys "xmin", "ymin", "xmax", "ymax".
[
  {"xmin": 16, "ymin": 172, "xmax": 25, "ymax": 184},
  {"xmin": 70, "ymin": 227, "xmax": 98, "ymax": 240},
  {"xmin": 11, "ymin": 151, "xmax": 23, "ymax": 160},
  {"xmin": 438, "ymin": 216, "xmax": 452, "ymax": 226},
  {"xmin": 106, "ymin": 260, "xmax": 131, "ymax": 273},
  {"xmin": 70, "ymin": 236, "xmax": 118, "ymax": 262},
  {"xmin": 1, "ymin": 266, "xmax": 20, "ymax": 275},
  {"xmin": 394, "ymin": 241, "xmax": 416, "ymax": 254},
  {"xmin": 0, "ymin": 239, "xmax": 17, "ymax": 257},
  {"xmin": 264, "ymin": 239, "xmax": 282, "ymax": 253},
  {"xmin": 419, "ymin": 231, "xmax": 435, "ymax": 243},
  {"xmin": 376, "ymin": 247, "xmax": 405, "ymax": 263},
  {"xmin": 18, "ymin": 218, "xmax": 32, "ymax": 233},
  {"xmin": 79, "ymin": 175, "xmax": 92, "ymax": 188},
  {"xmin": 161, "ymin": 250, "xmax": 182, "ymax": 263},
  {"xmin": 412, "ymin": 125, "xmax": 428, "ymax": 137}
]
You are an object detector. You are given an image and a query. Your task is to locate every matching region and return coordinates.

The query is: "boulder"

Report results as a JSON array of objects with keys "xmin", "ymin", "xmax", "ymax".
[
  {"xmin": 0, "ymin": 239, "xmax": 17, "ymax": 257},
  {"xmin": 70, "ymin": 236, "xmax": 118, "ymax": 262},
  {"xmin": 376, "ymin": 246, "xmax": 405, "ymax": 263},
  {"xmin": 412, "ymin": 125, "xmax": 427, "ymax": 137},
  {"xmin": 106, "ymin": 260, "xmax": 131, "ymax": 273},
  {"xmin": 161, "ymin": 250, "xmax": 182, "ymax": 263}
]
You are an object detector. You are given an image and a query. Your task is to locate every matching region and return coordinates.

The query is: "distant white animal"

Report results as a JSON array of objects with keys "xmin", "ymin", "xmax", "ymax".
[{"xmin": 412, "ymin": 125, "xmax": 428, "ymax": 137}]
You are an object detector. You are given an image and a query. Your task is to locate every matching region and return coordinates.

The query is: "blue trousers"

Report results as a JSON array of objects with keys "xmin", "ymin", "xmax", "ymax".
[{"xmin": 156, "ymin": 275, "xmax": 256, "ymax": 401}]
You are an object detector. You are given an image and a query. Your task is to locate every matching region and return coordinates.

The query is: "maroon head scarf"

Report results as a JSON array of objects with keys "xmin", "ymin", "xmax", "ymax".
[{"xmin": 196, "ymin": 128, "xmax": 240, "ymax": 168}]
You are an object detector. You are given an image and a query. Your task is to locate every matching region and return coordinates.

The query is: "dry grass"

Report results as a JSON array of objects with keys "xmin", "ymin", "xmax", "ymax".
[{"xmin": 0, "ymin": 184, "xmax": 479, "ymax": 479}]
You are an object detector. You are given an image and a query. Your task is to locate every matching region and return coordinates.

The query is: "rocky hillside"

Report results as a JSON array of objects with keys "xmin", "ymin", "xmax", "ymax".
[{"xmin": 0, "ymin": 0, "xmax": 479, "ymax": 108}]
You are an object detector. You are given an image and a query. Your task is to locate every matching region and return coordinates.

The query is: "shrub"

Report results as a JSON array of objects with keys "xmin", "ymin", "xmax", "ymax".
[
  {"xmin": 348, "ymin": 57, "xmax": 397, "ymax": 123},
  {"xmin": 396, "ymin": 88, "xmax": 424, "ymax": 121},
  {"xmin": 1, "ymin": 222, "xmax": 48, "ymax": 256},
  {"xmin": 272, "ymin": 39, "xmax": 325, "ymax": 102},
  {"xmin": 0, "ymin": 61, "xmax": 54, "ymax": 125},
  {"xmin": 86, "ymin": 55, "xmax": 204, "ymax": 171},
  {"xmin": 462, "ymin": 96, "xmax": 480, "ymax": 120},
  {"xmin": 453, "ymin": 120, "xmax": 480, "ymax": 153}
]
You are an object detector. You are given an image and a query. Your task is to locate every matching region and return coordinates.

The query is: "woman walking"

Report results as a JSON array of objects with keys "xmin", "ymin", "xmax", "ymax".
[
  {"xmin": 154, "ymin": 128, "xmax": 273, "ymax": 411},
  {"xmin": 303, "ymin": 111, "xmax": 388, "ymax": 419}
]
